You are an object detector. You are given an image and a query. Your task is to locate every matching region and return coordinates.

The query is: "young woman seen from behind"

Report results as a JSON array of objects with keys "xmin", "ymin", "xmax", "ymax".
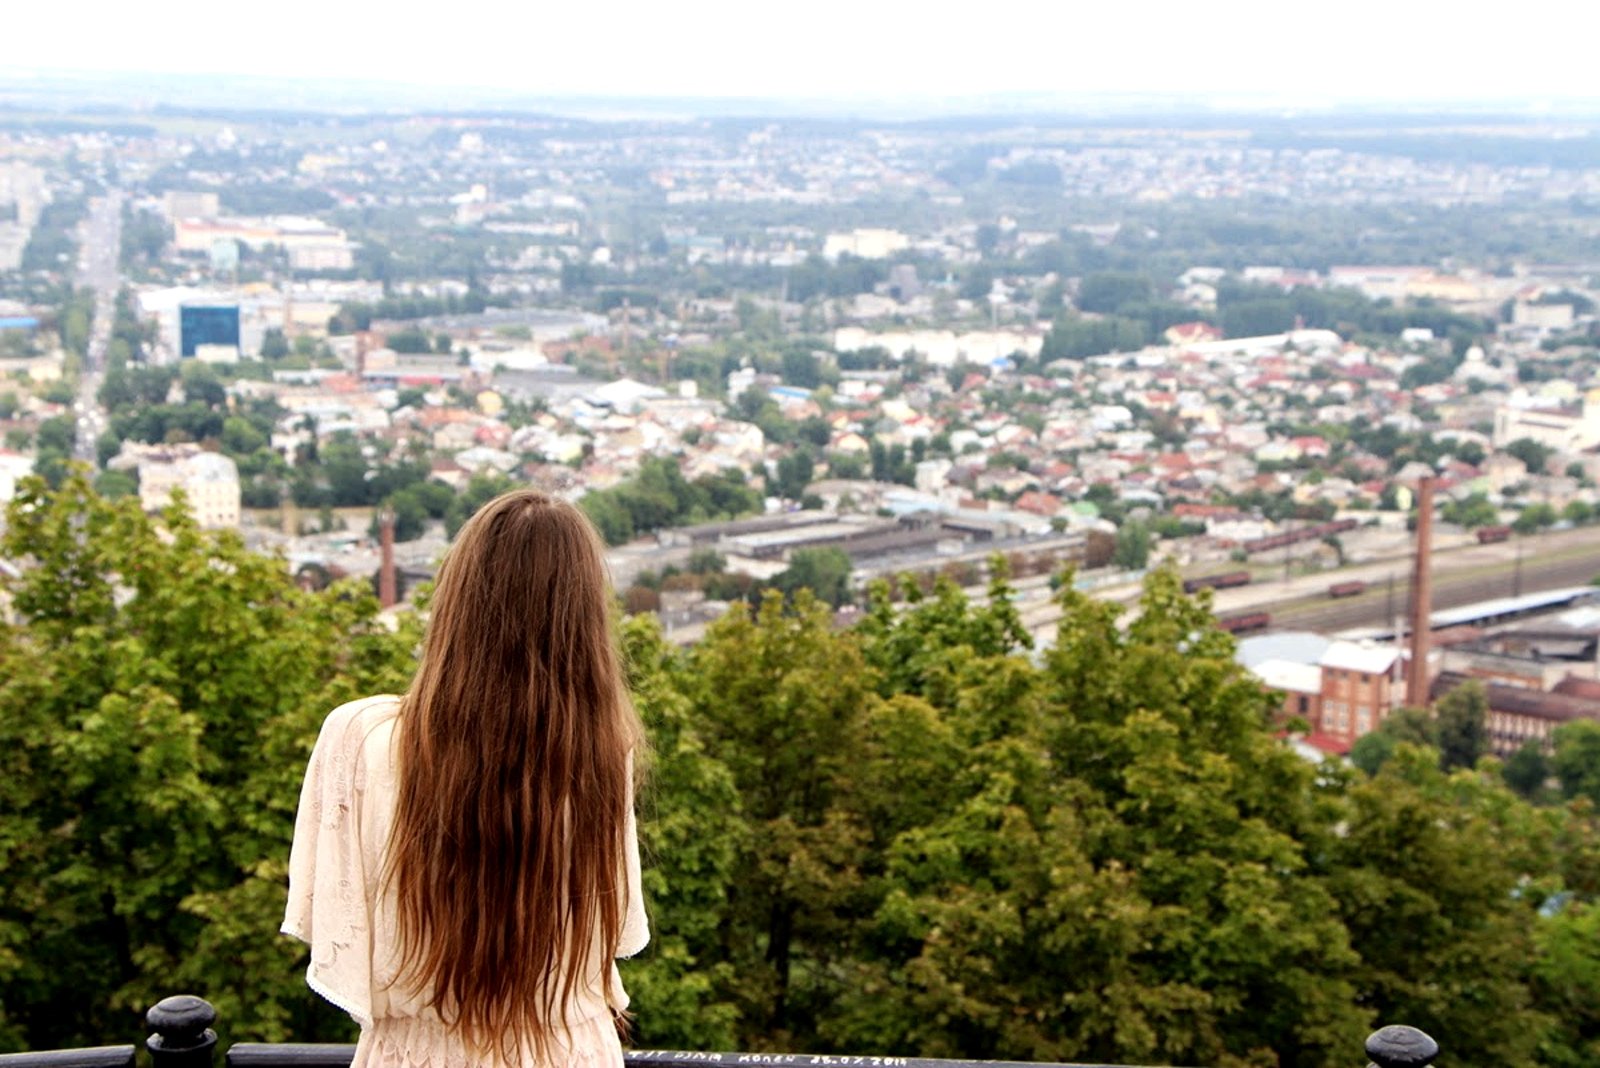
[{"xmin": 284, "ymin": 489, "xmax": 648, "ymax": 1068}]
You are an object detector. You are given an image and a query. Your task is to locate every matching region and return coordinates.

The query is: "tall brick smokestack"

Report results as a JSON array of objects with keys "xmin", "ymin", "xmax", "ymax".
[
  {"xmin": 1406, "ymin": 475, "xmax": 1435, "ymax": 708},
  {"xmin": 378, "ymin": 509, "xmax": 397, "ymax": 609}
]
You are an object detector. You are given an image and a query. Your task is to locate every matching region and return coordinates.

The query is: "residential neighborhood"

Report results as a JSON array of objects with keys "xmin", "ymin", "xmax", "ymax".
[{"xmin": 3, "ymin": 103, "xmax": 1600, "ymax": 757}]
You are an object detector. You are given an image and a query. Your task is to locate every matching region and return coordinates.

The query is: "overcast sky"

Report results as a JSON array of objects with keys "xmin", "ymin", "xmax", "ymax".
[{"xmin": 8, "ymin": 0, "xmax": 1599, "ymax": 110}]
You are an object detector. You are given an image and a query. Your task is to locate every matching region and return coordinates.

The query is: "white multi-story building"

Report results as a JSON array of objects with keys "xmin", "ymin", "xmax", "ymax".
[
  {"xmin": 0, "ymin": 449, "xmax": 33, "ymax": 502},
  {"xmin": 138, "ymin": 449, "xmax": 241, "ymax": 529},
  {"xmin": 1494, "ymin": 389, "xmax": 1600, "ymax": 452},
  {"xmin": 822, "ymin": 228, "xmax": 909, "ymax": 260},
  {"xmin": 832, "ymin": 327, "xmax": 1042, "ymax": 368}
]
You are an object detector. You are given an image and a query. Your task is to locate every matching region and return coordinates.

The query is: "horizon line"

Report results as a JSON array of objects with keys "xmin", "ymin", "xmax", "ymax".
[{"xmin": 5, "ymin": 68, "xmax": 1600, "ymax": 123}]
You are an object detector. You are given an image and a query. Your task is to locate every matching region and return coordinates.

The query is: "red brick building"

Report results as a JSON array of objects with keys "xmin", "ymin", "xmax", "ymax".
[{"xmin": 1317, "ymin": 640, "xmax": 1401, "ymax": 745}]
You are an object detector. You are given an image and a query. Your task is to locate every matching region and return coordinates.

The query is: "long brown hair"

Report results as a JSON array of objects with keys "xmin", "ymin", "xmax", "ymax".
[{"xmin": 385, "ymin": 489, "xmax": 643, "ymax": 1059}]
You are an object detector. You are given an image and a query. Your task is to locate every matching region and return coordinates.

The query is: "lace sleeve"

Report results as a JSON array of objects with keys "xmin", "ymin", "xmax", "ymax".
[
  {"xmin": 282, "ymin": 698, "xmax": 386, "ymax": 1028},
  {"xmin": 617, "ymin": 753, "xmax": 649, "ymax": 959}
]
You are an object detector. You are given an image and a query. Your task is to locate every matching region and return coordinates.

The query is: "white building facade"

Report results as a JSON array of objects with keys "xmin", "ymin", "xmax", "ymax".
[{"xmin": 139, "ymin": 450, "xmax": 242, "ymax": 529}]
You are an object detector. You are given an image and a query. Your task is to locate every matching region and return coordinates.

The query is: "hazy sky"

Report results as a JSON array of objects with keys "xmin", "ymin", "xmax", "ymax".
[{"xmin": 9, "ymin": 0, "xmax": 1599, "ymax": 107}]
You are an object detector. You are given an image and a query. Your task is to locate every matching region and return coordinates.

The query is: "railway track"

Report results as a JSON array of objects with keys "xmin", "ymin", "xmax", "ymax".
[
  {"xmin": 1270, "ymin": 550, "xmax": 1600, "ymax": 633},
  {"xmin": 1017, "ymin": 538, "xmax": 1600, "ymax": 644}
]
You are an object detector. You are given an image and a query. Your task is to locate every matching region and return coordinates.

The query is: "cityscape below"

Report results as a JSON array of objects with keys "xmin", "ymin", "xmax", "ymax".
[{"xmin": 4, "ymin": 78, "xmax": 1600, "ymax": 1066}]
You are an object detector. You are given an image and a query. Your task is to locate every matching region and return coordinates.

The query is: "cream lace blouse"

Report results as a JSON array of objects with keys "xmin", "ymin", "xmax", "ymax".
[{"xmin": 282, "ymin": 695, "xmax": 649, "ymax": 1068}]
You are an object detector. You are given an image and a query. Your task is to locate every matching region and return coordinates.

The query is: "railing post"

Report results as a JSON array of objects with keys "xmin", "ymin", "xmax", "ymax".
[
  {"xmin": 1366, "ymin": 1025, "xmax": 1439, "ymax": 1068},
  {"xmin": 146, "ymin": 996, "xmax": 218, "ymax": 1068}
]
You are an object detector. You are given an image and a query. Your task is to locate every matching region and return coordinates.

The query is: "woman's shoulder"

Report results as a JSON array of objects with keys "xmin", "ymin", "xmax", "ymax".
[
  {"xmin": 311, "ymin": 695, "xmax": 403, "ymax": 794},
  {"xmin": 315, "ymin": 694, "xmax": 402, "ymax": 753}
]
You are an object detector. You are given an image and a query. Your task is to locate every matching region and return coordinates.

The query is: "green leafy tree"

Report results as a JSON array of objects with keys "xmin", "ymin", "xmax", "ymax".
[
  {"xmin": 59, "ymin": 297, "xmax": 92, "ymax": 358},
  {"xmin": 1531, "ymin": 901, "xmax": 1600, "ymax": 1067},
  {"xmin": 1112, "ymin": 519, "xmax": 1152, "ymax": 570},
  {"xmin": 770, "ymin": 547, "xmax": 853, "ymax": 608},
  {"xmin": 35, "ymin": 415, "xmax": 74, "ymax": 455},
  {"xmin": 1504, "ymin": 740, "xmax": 1553, "ymax": 799},
  {"xmin": 579, "ymin": 457, "xmax": 761, "ymax": 546},
  {"xmin": 8, "ymin": 473, "xmax": 1600, "ymax": 1068},
  {"xmin": 1436, "ymin": 681, "xmax": 1490, "ymax": 771},
  {"xmin": 856, "ymin": 560, "xmax": 1031, "ymax": 702},
  {"xmin": 615, "ymin": 617, "xmax": 741, "ymax": 1048},
  {"xmin": 827, "ymin": 451, "xmax": 866, "ymax": 480},
  {"xmin": 1328, "ymin": 749, "xmax": 1552, "ymax": 1067},
  {"xmin": 95, "ymin": 431, "xmax": 123, "ymax": 469},
  {"xmin": 96, "ymin": 370, "xmax": 134, "ymax": 412},
  {"xmin": 1221, "ymin": 298, "xmax": 1296, "ymax": 338},
  {"xmin": 0, "ymin": 474, "xmax": 420, "ymax": 1051},
  {"xmin": 179, "ymin": 362, "xmax": 228, "ymax": 409},
  {"xmin": 772, "ymin": 450, "xmax": 815, "ymax": 502},
  {"xmin": 259, "ymin": 329, "xmax": 290, "ymax": 360},
  {"xmin": 1555, "ymin": 721, "xmax": 1600, "ymax": 806},
  {"xmin": 687, "ymin": 549, "xmax": 726, "ymax": 575},
  {"xmin": 40, "ymin": 381, "xmax": 74, "ymax": 406},
  {"xmin": 92, "ymin": 469, "xmax": 138, "ymax": 500},
  {"xmin": 1505, "ymin": 438, "xmax": 1555, "ymax": 474},
  {"xmin": 1442, "ymin": 492, "xmax": 1500, "ymax": 529},
  {"xmin": 386, "ymin": 327, "xmax": 432, "ymax": 354},
  {"xmin": 683, "ymin": 592, "xmax": 874, "ymax": 1044},
  {"xmin": 1076, "ymin": 272, "xmax": 1155, "ymax": 314},
  {"xmin": 31, "ymin": 417, "xmax": 78, "ymax": 489},
  {"xmin": 318, "ymin": 438, "xmax": 373, "ymax": 507},
  {"xmin": 780, "ymin": 349, "xmax": 824, "ymax": 389},
  {"xmin": 1514, "ymin": 503, "xmax": 1559, "ymax": 535},
  {"xmin": 1350, "ymin": 706, "xmax": 1438, "ymax": 776},
  {"xmin": 927, "ymin": 568, "xmax": 1374, "ymax": 1066},
  {"xmin": 1040, "ymin": 315, "xmax": 1148, "ymax": 361},
  {"xmin": 221, "ymin": 416, "xmax": 268, "ymax": 456},
  {"xmin": 371, "ymin": 491, "xmax": 428, "ymax": 542},
  {"xmin": 868, "ymin": 440, "xmax": 915, "ymax": 485}
]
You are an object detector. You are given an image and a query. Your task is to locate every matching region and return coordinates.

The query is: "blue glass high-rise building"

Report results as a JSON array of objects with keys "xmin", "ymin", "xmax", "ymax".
[{"xmin": 179, "ymin": 305, "xmax": 240, "ymax": 358}]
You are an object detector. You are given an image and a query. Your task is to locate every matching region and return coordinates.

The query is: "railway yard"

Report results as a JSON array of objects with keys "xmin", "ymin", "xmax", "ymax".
[{"xmin": 1015, "ymin": 523, "xmax": 1600, "ymax": 647}]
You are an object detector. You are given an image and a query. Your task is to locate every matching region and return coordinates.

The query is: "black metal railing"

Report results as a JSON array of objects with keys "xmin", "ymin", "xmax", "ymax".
[{"xmin": 0, "ymin": 996, "xmax": 1440, "ymax": 1068}]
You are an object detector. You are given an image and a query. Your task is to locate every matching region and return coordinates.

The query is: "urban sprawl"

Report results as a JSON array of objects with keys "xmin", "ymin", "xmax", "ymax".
[{"xmin": 3, "ymin": 104, "xmax": 1600, "ymax": 761}]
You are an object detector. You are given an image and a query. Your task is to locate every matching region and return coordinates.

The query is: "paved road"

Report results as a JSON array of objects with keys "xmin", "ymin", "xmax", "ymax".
[{"xmin": 72, "ymin": 192, "xmax": 122, "ymax": 464}]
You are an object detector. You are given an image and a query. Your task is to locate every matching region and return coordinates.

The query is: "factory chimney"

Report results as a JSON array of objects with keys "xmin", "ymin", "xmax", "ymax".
[{"xmin": 1406, "ymin": 475, "xmax": 1435, "ymax": 708}]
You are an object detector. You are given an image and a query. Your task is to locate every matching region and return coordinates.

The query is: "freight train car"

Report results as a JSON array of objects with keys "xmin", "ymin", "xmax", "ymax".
[
  {"xmin": 1183, "ymin": 570, "xmax": 1252, "ymax": 594},
  {"xmin": 1476, "ymin": 525, "xmax": 1512, "ymax": 544},
  {"xmin": 1241, "ymin": 518, "xmax": 1359, "ymax": 555},
  {"xmin": 1328, "ymin": 580, "xmax": 1367, "ymax": 599},
  {"xmin": 1217, "ymin": 611, "xmax": 1271, "ymax": 634}
]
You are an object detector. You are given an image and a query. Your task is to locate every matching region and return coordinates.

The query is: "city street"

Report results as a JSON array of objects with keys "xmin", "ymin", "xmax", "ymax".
[{"xmin": 72, "ymin": 191, "xmax": 121, "ymax": 464}]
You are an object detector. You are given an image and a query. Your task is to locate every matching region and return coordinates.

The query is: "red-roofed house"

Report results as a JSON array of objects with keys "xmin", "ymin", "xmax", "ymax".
[
  {"xmin": 1291, "ymin": 436, "xmax": 1331, "ymax": 459},
  {"xmin": 1166, "ymin": 321, "xmax": 1224, "ymax": 345},
  {"xmin": 1014, "ymin": 490, "xmax": 1063, "ymax": 517}
]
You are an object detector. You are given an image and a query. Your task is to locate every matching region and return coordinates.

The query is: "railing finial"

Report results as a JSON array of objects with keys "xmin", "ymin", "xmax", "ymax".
[
  {"xmin": 146, "ymin": 995, "xmax": 218, "ymax": 1068},
  {"xmin": 1366, "ymin": 1024, "xmax": 1439, "ymax": 1068}
]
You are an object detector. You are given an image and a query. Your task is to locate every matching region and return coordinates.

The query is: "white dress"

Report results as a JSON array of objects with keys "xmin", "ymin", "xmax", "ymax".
[{"xmin": 283, "ymin": 696, "xmax": 649, "ymax": 1068}]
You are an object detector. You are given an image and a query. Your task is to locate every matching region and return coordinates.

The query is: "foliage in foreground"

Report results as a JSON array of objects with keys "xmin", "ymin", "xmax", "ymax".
[
  {"xmin": 0, "ymin": 476, "xmax": 423, "ymax": 1048},
  {"xmin": 3, "ymin": 477, "xmax": 1600, "ymax": 1067}
]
